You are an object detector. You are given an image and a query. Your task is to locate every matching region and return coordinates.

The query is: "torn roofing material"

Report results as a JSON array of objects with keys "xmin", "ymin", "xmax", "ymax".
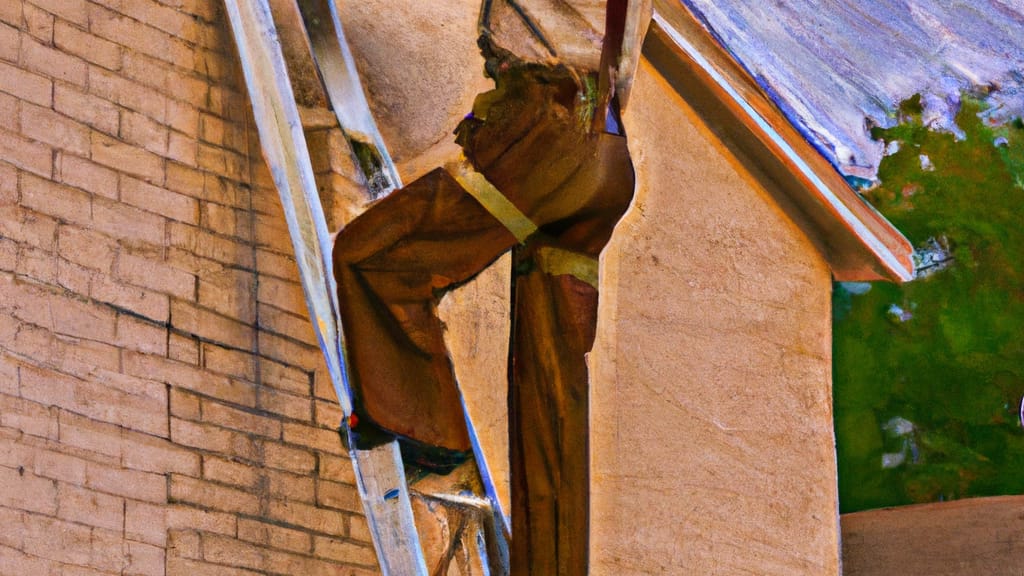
[
  {"xmin": 650, "ymin": 0, "xmax": 915, "ymax": 282},
  {"xmin": 678, "ymin": 0, "xmax": 1024, "ymax": 180}
]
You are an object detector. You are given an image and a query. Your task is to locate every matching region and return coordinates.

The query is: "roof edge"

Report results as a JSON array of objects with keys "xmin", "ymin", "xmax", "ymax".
[{"xmin": 648, "ymin": 1, "xmax": 915, "ymax": 283}]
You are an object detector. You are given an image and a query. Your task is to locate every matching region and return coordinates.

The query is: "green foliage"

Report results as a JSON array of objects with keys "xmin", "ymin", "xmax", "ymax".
[{"xmin": 834, "ymin": 96, "xmax": 1024, "ymax": 513}]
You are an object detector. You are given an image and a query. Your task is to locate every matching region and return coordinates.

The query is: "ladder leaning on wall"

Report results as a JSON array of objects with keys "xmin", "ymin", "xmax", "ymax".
[{"xmin": 222, "ymin": 1, "xmax": 509, "ymax": 574}]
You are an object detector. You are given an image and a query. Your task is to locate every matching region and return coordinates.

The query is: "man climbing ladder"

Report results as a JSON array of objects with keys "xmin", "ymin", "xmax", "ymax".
[{"xmin": 334, "ymin": 34, "xmax": 635, "ymax": 574}]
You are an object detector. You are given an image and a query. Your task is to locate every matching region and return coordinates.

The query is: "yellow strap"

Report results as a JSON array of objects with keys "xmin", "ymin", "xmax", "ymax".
[
  {"xmin": 535, "ymin": 246, "xmax": 599, "ymax": 289},
  {"xmin": 446, "ymin": 156, "xmax": 538, "ymax": 243}
]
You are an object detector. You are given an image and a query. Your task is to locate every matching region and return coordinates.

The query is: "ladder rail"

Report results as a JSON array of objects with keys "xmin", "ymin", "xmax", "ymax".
[{"xmin": 222, "ymin": 2, "xmax": 429, "ymax": 574}]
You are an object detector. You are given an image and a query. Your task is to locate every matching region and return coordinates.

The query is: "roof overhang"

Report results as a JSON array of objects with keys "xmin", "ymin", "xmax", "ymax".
[{"xmin": 644, "ymin": 0, "xmax": 915, "ymax": 282}]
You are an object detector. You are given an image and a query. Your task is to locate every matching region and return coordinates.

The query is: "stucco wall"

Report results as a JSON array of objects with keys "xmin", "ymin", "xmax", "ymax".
[
  {"xmin": 589, "ymin": 60, "xmax": 840, "ymax": 574},
  {"xmin": 0, "ymin": 1, "xmax": 378, "ymax": 573}
]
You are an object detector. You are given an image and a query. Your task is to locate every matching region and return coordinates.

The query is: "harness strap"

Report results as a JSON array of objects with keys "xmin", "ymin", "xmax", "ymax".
[{"xmin": 446, "ymin": 156, "xmax": 538, "ymax": 243}]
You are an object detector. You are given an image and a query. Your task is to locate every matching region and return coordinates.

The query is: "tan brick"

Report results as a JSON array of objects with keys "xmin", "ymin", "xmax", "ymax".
[
  {"xmin": 20, "ymin": 36, "xmax": 86, "ymax": 86},
  {"xmin": 0, "ymin": 128, "xmax": 52, "ymax": 177},
  {"xmin": 89, "ymin": 64, "xmax": 166, "ymax": 121},
  {"xmin": 201, "ymin": 533, "xmax": 263, "ymax": 571},
  {"xmin": 316, "ymin": 479, "xmax": 360, "ymax": 513},
  {"xmin": 21, "ymin": 172, "xmax": 90, "ymax": 225},
  {"xmin": 165, "ymin": 162, "xmax": 205, "ymax": 200},
  {"xmin": 125, "ymin": 499, "xmax": 166, "ymax": 546},
  {"xmin": 169, "ymin": 475, "xmax": 259, "ymax": 515},
  {"xmin": 0, "ymin": 505, "xmax": 25, "ymax": 549},
  {"xmin": 201, "ymin": 400, "xmax": 280, "ymax": 439},
  {"xmin": 58, "ymin": 224, "xmax": 117, "ymax": 273},
  {"xmin": 0, "ymin": 274, "xmax": 116, "ymax": 340},
  {"xmin": 264, "ymin": 547, "xmax": 371, "ymax": 576},
  {"xmin": 0, "ymin": 22, "xmax": 18, "ymax": 64},
  {"xmin": 256, "ymin": 303, "xmax": 315, "ymax": 346},
  {"xmin": 348, "ymin": 514, "xmax": 372, "ymax": 543},
  {"xmin": 14, "ymin": 242, "xmax": 55, "ymax": 284},
  {"xmin": 170, "ymin": 300, "xmax": 254, "ymax": 350},
  {"xmin": 121, "ymin": 108, "xmax": 168, "ymax": 156},
  {"xmin": 4, "ymin": 322, "xmax": 122, "ymax": 384},
  {"xmin": 200, "ymin": 344, "xmax": 254, "ymax": 382},
  {"xmin": 126, "ymin": 540, "xmax": 165, "ymax": 575},
  {"xmin": 28, "ymin": 0, "xmax": 89, "ymax": 26},
  {"xmin": 259, "ymin": 387, "xmax": 311, "ymax": 422},
  {"xmin": 255, "ymin": 248, "xmax": 298, "ymax": 281},
  {"xmin": 165, "ymin": 556, "xmax": 262, "ymax": 576},
  {"xmin": 0, "ymin": 429, "xmax": 37, "ymax": 470},
  {"xmin": 202, "ymin": 172, "xmax": 249, "ymax": 208},
  {"xmin": 168, "ymin": 222, "xmax": 254, "ymax": 269},
  {"xmin": 121, "ymin": 432, "xmax": 200, "ymax": 476},
  {"xmin": 20, "ymin": 101, "xmax": 90, "ymax": 156},
  {"xmin": 169, "ymin": 387, "xmax": 200, "ymax": 420},
  {"xmin": 237, "ymin": 517, "xmax": 311, "ymax": 553},
  {"xmin": 266, "ymin": 468, "xmax": 314, "ymax": 502},
  {"xmin": 57, "ymin": 482, "xmax": 124, "ymax": 531},
  {"xmin": 54, "ymin": 20, "xmax": 120, "ymax": 70},
  {"xmin": 314, "ymin": 536, "xmax": 378, "ymax": 567},
  {"xmin": 0, "ymin": 393, "xmax": 58, "ymax": 440},
  {"xmin": 262, "ymin": 441, "xmax": 314, "ymax": 474},
  {"xmin": 122, "ymin": 174, "xmax": 198, "ymax": 224},
  {"xmin": 318, "ymin": 454, "xmax": 355, "ymax": 486},
  {"xmin": 0, "ymin": 237, "xmax": 15, "ymax": 272},
  {"xmin": 282, "ymin": 423, "xmax": 343, "ymax": 457},
  {"xmin": 32, "ymin": 447, "xmax": 87, "ymax": 484},
  {"xmin": 176, "ymin": 0, "xmax": 220, "ymax": 23},
  {"xmin": 314, "ymin": 399, "xmax": 344, "ymax": 430},
  {"xmin": 114, "ymin": 313, "xmax": 167, "ymax": 356},
  {"xmin": 197, "ymin": 267, "xmax": 254, "ymax": 323},
  {"xmin": 197, "ymin": 112, "xmax": 226, "ymax": 147},
  {"xmin": 0, "ymin": 353, "xmax": 17, "ymax": 395},
  {"xmin": 20, "ymin": 365, "xmax": 167, "ymax": 437},
  {"xmin": 56, "ymin": 151, "xmax": 118, "ymax": 197},
  {"xmin": 92, "ymin": 195, "xmax": 166, "ymax": 246},
  {"xmin": 121, "ymin": 0, "xmax": 201, "ymax": 39},
  {"xmin": 167, "ymin": 100, "xmax": 199, "ymax": 137},
  {"xmin": 23, "ymin": 5, "xmax": 52, "ymax": 44},
  {"xmin": 88, "ymin": 4, "xmax": 176, "ymax": 63},
  {"xmin": 89, "ymin": 527, "xmax": 131, "ymax": 573},
  {"xmin": 0, "ymin": 60, "xmax": 51, "ymax": 106},
  {"xmin": 167, "ymin": 528, "xmax": 202, "ymax": 560},
  {"xmin": 167, "ymin": 128, "xmax": 198, "ymax": 168},
  {"xmin": 267, "ymin": 499, "xmax": 343, "ymax": 535},
  {"xmin": 196, "ymin": 142, "xmax": 245, "ymax": 180},
  {"xmin": 253, "ymin": 213, "xmax": 293, "ymax": 254},
  {"xmin": 53, "ymin": 257, "xmax": 88, "ymax": 293},
  {"xmin": 57, "ymin": 410, "xmax": 123, "ymax": 460},
  {"xmin": 255, "ymin": 274, "xmax": 306, "ymax": 317},
  {"xmin": 165, "ymin": 505, "xmax": 236, "ymax": 536},
  {"xmin": 124, "ymin": 352, "xmax": 255, "ymax": 407},
  {"xmin": 0, "ymin": 464, "xmax": 57, "ymax": 515},
  {"xmin": 0, "ymin": 205, "xmax": 58, "ymax": 253},
  {"xmin": 201, "ymin": 455, "xmax": 257, "ymax": 489},
  {"xmin": 91, "ymin": 132, "xmax": 164, "ymax": 184},
  {"xmin": 169, "ymin": 418, "xmax": 257, "ymax": 462},
  {"xmin": 200, "ymin": 200, "xmax": 245, "ymax": 238},
  {"xmin": 86, "ymin": 462, "xmax": 166, "ymax": 503},
  {"xmin": 91, "ymin": 271, "xmax": 170, "ymax": 323},
  {"xmin": 258, "ymin": 332, "xmax": 322, "ymax": 372},
  {"xmin": 116, "ymin": 250, "xmax": 195, "ymax": 299},
  {"xmin": 168, "ymin": 333, "xmax": 199, "ymax": 365},
  {"xmin": 259, "ymin": 359, "xmax": 310, "ymax": 396},
  {"xmin": 21, "ymin": 512, "xmax": 92, "ymax": 566},
  {"xmin": 0, "ymin": 1, "xmax": 18, "ymax": 26}
]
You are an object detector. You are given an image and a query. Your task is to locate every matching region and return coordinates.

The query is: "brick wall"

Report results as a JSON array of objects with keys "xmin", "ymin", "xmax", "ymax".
[{"xmin": 0, "ymin": 0, "xmax": 379, "ymax": 573}]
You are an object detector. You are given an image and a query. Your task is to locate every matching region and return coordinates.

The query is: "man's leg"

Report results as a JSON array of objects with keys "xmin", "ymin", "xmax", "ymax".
[
  {"xmin": 509, "ymin": 242, "xmax": 601, "ymax": 576},
  {"xmin": 333, "ymin": 168, "xmax": 517, "ymax": 458}
]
